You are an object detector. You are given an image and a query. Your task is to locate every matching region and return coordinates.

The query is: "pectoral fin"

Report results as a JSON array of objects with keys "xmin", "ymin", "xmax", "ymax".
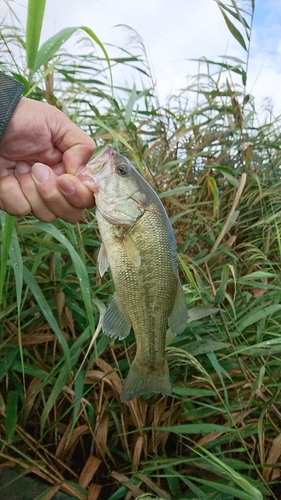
[
  {"xmin": 122, "ymin": 234, "xmax": 141, "ymax": 267},
  {"xmin": 97, "ymin": 243, "xmax": 109, "ymax": 277},
  {"xmin": 103, "ymin": 293, "xmax": 131, "ymax": 340},
  {"xmin": 168, "ymin": 281, "xmax": 188, "ymax": 335}
]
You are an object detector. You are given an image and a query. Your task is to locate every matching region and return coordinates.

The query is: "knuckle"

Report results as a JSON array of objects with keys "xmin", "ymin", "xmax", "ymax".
[
  {"xmin": 35, "ymin": 212, "xmax": 57, "ymax": 223},
  {"xmin": 56, "ymin": 207, "xmax": 83, "ymax": 224},
  {"xmin": 0, "ymin": 177, "xmax": 31, "ymax": 216},
  {"xmin": 6, "ymin": 207, "xmax": 30, "ymax": 217}
]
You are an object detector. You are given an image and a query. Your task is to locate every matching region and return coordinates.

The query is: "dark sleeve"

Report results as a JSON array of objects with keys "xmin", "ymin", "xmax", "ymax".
[{"xmin": 0, "ymin": 71, "xmax": 24, "ymax": 142}]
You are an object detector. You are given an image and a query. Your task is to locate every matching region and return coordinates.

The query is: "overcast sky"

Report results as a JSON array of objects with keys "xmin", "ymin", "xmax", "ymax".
[{"xmin": 2, "ymin": 0, "xmax": 281, "ymax": 117}]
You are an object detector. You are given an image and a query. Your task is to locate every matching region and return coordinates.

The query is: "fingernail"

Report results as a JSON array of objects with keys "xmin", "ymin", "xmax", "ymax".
[
  {"xmin": 58, "ymin": 178, "xmax": 76, "ymax": 195},
  {"xmin": 16, "ymin": 162, "xmax": 31, "ymax": 174},
  {"xmin": 32, "ymin": 163, "xmax": 50, "ymax": 183}
]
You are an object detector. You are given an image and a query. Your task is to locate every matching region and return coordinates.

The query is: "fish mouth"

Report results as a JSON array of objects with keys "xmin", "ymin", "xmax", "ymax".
[{"xmin": 76, "ymin": 145, "xmax": 115, "ymax": 193}]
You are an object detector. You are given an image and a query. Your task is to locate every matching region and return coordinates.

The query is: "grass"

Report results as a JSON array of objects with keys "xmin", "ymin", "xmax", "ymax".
[{"xmin": 1, "ymin": 0, "xmax": 281, "ymax": 498}]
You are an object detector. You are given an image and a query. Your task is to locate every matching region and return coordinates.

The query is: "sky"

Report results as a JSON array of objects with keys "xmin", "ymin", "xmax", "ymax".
[{"xmin": 1, "ymin": 0, "xmax": 281, "ymax": 117}]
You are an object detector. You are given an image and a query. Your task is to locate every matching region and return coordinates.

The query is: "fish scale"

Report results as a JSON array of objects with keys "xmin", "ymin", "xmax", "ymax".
[{"xmin": 77, "ymin": 145, "xmax": 188, "ymax": 402}]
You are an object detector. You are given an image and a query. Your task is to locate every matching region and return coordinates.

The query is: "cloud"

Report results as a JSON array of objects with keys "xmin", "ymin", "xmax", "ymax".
[{"xmin": 2, "ymin": 0, "xmax": 281, "ymax": 114}]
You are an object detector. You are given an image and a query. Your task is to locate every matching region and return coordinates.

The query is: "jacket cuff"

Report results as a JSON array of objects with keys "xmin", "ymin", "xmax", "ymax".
[{"xmin": 0, "ymin": 72, "xmax": 24, "ymax": 142}]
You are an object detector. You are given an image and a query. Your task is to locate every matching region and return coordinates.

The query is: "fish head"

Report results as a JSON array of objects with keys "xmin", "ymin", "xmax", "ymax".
[{"xmin": 77, "ymin": 145, "xmax": 148, "ymax": 225}]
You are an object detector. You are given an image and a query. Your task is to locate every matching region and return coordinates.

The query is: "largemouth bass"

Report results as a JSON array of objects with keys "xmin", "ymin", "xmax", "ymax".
[{"xmin": 78, "ymin": 145, "xmax": 188, "ymax": 402}]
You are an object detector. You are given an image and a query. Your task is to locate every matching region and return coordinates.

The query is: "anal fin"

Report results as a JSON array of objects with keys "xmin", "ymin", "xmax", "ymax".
[{"xmin": 103, "ymin": 293, "xmax": 131, "ymax": 340}]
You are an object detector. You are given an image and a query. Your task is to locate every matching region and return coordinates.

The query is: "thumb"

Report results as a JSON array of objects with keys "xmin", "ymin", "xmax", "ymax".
[
  {"xmin": 62, "ymin": 138, "xmax": 95, "ymax": 175},
  {"xmin": 49, "ymin": 107, "xmax": 96, "ymax": 174}
]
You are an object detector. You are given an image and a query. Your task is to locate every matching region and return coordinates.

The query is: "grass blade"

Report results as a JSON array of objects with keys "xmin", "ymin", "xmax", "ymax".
[
  {"xmin": 81, "ymin": 26, "xmax": 112, "ymax": 86},
  {"xmin": 9, "ymin": 227, "xmax": 23, "ymax": 311},
  {"xmin": 194, "ymin": 445, "xmax": 264, "ymax": 500},
  {"xmin": 69, "ymin": 369, "xmax": 85, "ymax": 441},
  {"xmin": 192, "ymin": 477, "xmax": 260, "ymax": 500},
  {"xmin": 216, "ymin": 1, "xmax": 247, "ymax": 50},
  {"xmin": 33, "ymin": 27, "xmax": 77, "ymax": 73},
  {"xmin": 40, "ymin": 363, "xmax": 73, "ymax": 435},
  {"xmin": 23, "ymin": 265, "xmax": 70, "ymax": 366},
  {"xmin": 5, "ymin": 390, "xmax": 18, "ymax": 443},
  {"xmin": 33, "ymin": 26, "xmax": 112, "ymax": 84},
  {"xmin": 26, "ymin": 0, "xmax": 46, "ymax": 71},
  {"xmin": 159, "ymin": 423, "xmax": 234, "ymax": 434},
  {"xmin": 9, "ymin": 226, "xmax": 24, "ymax": 384},
  {"xmin": 0, "ymin": 212, "xmax": 16, "ymax": 305},
  {"xmin": 33, "ymin": 221, "xmax": 96, "ymax": 335}
]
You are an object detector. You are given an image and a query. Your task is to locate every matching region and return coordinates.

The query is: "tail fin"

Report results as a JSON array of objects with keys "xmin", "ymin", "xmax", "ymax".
[{"xmin": 120, "ymin": 359, "xmax": 172, "ymax": 403}]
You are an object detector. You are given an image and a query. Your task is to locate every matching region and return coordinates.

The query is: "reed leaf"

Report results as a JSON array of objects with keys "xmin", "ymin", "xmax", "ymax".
[
  {"xmin": 25, "ymin": 0, "xmax": 46, "ymax": 71},
  {"xmin": 0, "ymin": 212, "xmax": 16, "ymax": 305}
]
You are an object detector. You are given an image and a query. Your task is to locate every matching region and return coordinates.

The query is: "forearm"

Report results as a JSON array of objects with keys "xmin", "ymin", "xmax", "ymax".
[{"xmin": 0, "ymin": 71, "xmax": 24, "ymax": 142}]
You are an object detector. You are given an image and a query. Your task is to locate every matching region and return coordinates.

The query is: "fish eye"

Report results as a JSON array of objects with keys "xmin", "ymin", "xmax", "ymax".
[{"xmin": 117, "ymin": 164, "xmax": 129, "ymax": 176}]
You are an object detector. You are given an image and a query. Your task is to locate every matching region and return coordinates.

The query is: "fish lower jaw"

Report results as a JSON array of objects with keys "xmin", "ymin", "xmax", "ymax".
[{"xmin": 76, "ymin": 169, "xmax": 100, "ymax": 194}]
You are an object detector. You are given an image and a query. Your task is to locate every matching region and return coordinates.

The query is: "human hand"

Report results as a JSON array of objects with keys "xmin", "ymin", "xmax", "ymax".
[{"xmin": 0, "ymin": 97, "xmax": 95, "ymax": 222}]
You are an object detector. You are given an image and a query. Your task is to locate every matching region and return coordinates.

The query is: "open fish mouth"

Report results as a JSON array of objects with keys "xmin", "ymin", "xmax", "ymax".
[{"xmin": 76, "ymin": 145, "xmax": 115, "ymax": 192}]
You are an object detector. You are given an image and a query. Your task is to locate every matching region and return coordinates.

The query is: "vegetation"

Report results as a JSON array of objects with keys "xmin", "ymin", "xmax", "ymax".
[{"xmin": 1, "ymin": 0, "xmax": 281, "ymax": 498}]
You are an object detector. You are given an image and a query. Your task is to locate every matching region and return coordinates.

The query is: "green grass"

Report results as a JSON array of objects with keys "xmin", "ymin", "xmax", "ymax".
[{"xmin": 1, "ymin": 0, "xmax": 281, "ymax": 499}]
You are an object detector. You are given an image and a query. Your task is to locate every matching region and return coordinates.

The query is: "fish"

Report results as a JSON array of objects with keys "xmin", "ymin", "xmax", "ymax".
[{"xmin": 77, "ymin": 145, "xmax": 188, "ymax": 402}]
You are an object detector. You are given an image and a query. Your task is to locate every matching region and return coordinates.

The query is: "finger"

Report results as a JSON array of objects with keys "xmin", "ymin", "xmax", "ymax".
[
  {"xmin": 31, "ymin": 163, "xmax": 85, "ymax": 223},
  {"xmin": 16, "ymin": 164, "xmax": 56, "ymax": 222},
  {"xmin": 0, "ymin": 174, "xmax": 31, "ymax": 216},
  {"xmin": 51, "ymin": 114, "xmax": 95, "ymax": 174},
  {"xmin": 56, "ymin": 174, "xmax": 95, "ymax": 209},
  {"xmin": 62, "ymin": 140, "xmax": 95, "ymax": 175},
  {"xmin": 0, "ymin": 98, "xmax": 64, "ymax": 166},
  {"xmin": 52, "ymin": 162, "xmax": 66, "ymax": 176},
  {"xmin": 0, "ymin": 158, "xmax": 16, "ymax": 170}
]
